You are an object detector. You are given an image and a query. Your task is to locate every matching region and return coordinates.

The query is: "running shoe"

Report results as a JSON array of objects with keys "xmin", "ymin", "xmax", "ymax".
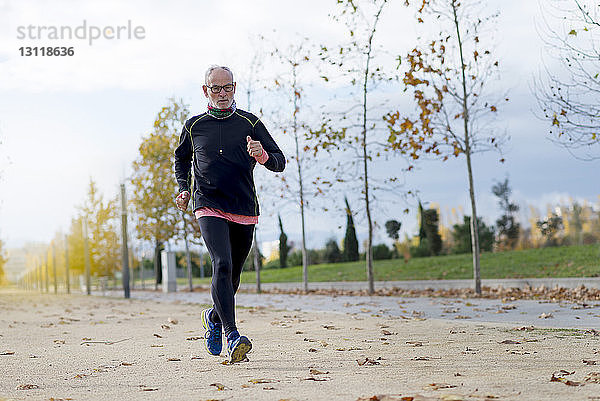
[
  {"xmin": 201, "ymin": 308, "xmax": 222, "ymax": 356},
  {"xmin": 227, "ymin": 332, "xmax": 252, "ymax": 363}
]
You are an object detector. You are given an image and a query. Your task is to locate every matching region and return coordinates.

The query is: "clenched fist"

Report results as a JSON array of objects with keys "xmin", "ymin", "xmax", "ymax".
[
  {"xmin": 246, "ymin": 136, "xmax": 264, "ymax": 158},
  {"xmin": 175, "ymin": 191, "xmax": 190, "ymax": 211}
]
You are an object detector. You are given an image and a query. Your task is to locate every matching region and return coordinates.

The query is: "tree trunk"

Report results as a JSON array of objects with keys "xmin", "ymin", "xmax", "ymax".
[
  {"xmin": 453, "ymin": 1, "xmax": 481, "ymax": 294},
  {"xmin": 253, "ymin": 230, "xmax": 261, "ymax": 294},
  {"xmin": 292, "ymin": 67, "xmax": 309, "ymax": 293},
  {"xmin": 361, "ymin": 5, "xmax": 385, "ymax": 295}
]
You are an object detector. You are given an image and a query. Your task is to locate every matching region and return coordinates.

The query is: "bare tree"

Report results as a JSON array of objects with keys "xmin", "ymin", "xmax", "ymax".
[
  {"xmin": 386, "ymin": 0, "xmax": 507, "ymax": 294},
  {"xmin": 534, "ymin": 0, "xmax": 600, "ymax": 160},
  {"xmin": 309, "ymin": 0, "xmax": 398, "ymax": 295},
  {"xmin": 267, "ymin": 36, "xmax": 314, "ymax": 291}
]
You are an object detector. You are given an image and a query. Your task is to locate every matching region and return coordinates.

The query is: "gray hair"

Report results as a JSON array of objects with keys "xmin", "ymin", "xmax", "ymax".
[{"xmin": 204, "ymin": 65, "xmax": 234, "ymax": 85}]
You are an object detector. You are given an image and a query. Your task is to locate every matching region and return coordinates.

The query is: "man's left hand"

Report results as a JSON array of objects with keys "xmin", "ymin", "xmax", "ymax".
[{"xmin": 246, "ymin": 136, "xmax": 264, "ymax": 158}]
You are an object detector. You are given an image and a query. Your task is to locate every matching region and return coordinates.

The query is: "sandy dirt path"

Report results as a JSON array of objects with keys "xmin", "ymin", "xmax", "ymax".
[{"xmin": 0, "ymin": 290, "xmax": 599, "ymax": 401}]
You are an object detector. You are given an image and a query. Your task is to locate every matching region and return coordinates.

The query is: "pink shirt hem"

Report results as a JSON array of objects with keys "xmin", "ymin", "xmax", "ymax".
[{"xmin": 194, "ymin": 207, "xmax": 258, "ymax": 225}]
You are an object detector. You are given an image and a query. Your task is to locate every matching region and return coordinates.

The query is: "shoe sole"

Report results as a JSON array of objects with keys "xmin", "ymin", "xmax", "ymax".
[
  {"xmin": 201, "ymin": 310, "xmax": 222, "ymax": 356},
  {"xmin": 229, "ymin": 337, "xmax": 252, "ymax": 363}
]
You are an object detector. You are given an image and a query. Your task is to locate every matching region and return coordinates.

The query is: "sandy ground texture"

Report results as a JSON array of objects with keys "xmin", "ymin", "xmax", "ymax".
[{"xmin": 1, "ymin": 289, "xmax": 600, "ymax": 401}]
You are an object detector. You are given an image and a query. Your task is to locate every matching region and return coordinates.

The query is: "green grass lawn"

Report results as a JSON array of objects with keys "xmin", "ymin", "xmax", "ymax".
[{"xmin": 174, "ymin": 244, "xmax": 600, "ymax": 286}]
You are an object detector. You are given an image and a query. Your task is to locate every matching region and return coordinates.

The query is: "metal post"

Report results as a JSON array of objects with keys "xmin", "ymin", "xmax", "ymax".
[
  {"xmin": 83, "ymin": 218, "xmax": 91, "ymax": 295},
  {"xmin": 140, "ymin": 248, "xmax": 145, "ymax": 290},
  {"xmin": 129, "ymin": 248, "xmax": 134, "ymax": 291},
  {"xmin": 64, "ymin": 234, "xmax": 70, "ymax": 294},
  {"xmin": 120, "ymin": 184, "xmax": 130, "ymax": 299}
]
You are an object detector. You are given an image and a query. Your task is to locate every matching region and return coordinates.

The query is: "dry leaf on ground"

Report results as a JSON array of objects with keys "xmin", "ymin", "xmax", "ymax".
[
  {"xmin": 425, "ymin": 383, "xmax": 457, "ymax": 390},
  {"xmin": 16, "ymin": 384, "xmax": 40, "ymax": 390},
  {"xmin": 357, "ymin": 357, "xmax": 381, "ymax": 366},
  {"xmin": 210, "ymin": 383, "xmax": 226, "ymax": 391},
  {"xmin": 550, "ymin": 370, "xmax": 584, "ymax": 386},
  {"xmin": 584, "ymin": 372, "xmax": 600, "ymax": 383}
]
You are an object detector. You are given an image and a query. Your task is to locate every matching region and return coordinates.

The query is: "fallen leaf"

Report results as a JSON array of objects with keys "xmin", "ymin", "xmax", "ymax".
[
  {"xmin": 514, "ymin": 326, "xmax": 535, "ymax": 331},
  {"xmin": 308, "ymin": 348, "xmax": 318, "ymax": 352},
  {"xmin": 210, "ymin": 383, "xmax": 226, "ymax": 391},
  {"xmin": 153, "ymin": 333, "xmax": 163, "ymax": 338},
  {"xmin": 425, "ymin": 383, "xmax": 457, "ymax": 390},
  {"xmin": 121, "ymin": 362, "xmax": 133, "ymax": 366},
  {"xmin": 498, "ymin": 340, "xmax": 521, "ymax": 344},
  {"xmin": 551, "ymin": 370, "xmax": 583, "ymax": 386},
  {"xmin": 357, "ymin": 357, "xmax": 380, "ymax": 366},
  {"xmin": 0, "ymin": 350, "xmax": 15, "ymax": 355},
  {"xmin": 309, "ymin": 368, "xmax": 329, "ymax": 375},
  {"xmin": 584, "ymin": 372, "xmax": 600, "ymax": 383},
  {"xmin": 16, "ymin": 384, "xmax": 40, "ymax": 390},
  {"xmin": 168, "ymin": 318, "xmax": 178, "ymax": 325},
  {"xmin": 161, "ymin": 324, "xmax": 171, "ymax": 330}
]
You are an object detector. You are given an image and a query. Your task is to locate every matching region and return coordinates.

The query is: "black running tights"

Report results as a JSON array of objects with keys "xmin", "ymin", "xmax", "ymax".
[{"xmin": 198, "ymin": 216, "xmax": 255, "ymax": 337}]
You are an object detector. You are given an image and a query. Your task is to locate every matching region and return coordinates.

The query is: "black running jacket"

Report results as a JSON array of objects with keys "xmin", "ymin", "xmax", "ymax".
[{"xmin": 174, "ymin": 109, "xmax": 285, "ymax": 216}]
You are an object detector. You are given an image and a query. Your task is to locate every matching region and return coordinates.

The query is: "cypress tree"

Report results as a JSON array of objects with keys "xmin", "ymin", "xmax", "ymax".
[
  {"xmin": 418, "ymin": 201, "xmax": 443, "ymax": 256},
  {"xmin": 343, "ymin": 197, "xmax": 359, "ymax": 262},
  {"xmin": 278, "ymin": 215, "xmax": 290, "ymax": 268}
]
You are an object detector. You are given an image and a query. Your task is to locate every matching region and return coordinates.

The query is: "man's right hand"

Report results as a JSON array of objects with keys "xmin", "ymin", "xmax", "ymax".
[{"xmin": 175, "ymin": 191, "xmax": 190, "ymax": 211}]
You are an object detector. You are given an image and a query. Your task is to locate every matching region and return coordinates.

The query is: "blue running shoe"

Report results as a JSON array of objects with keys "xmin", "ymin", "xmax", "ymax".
[
  {"xmin": 227, "ymin": 332, "xmax": 252, "ymax": 363},
  {"xmin": 201, "ymin": 308, "xmax": 222, "ymax": 356}
]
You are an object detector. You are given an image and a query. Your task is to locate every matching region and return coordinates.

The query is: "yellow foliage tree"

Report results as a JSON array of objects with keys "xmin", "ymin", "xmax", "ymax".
[
  {"xmin": 77, "ymin": 179, "xmax": 120, "ymax": 278},
  {"xmin": 129, "ymin": 98, "xmax": 195, "ymax": 285}
]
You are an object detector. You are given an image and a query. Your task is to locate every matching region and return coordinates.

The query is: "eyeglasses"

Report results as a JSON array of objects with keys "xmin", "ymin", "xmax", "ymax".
[{"xmin": 206, "ymin": 83, "xmax": 235, "ymax": 94}]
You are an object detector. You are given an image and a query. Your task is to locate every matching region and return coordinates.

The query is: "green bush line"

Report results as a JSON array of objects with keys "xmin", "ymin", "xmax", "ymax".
[{"xmin": 180, "ymin": 244, "xmax": 600, "ymax": 285}]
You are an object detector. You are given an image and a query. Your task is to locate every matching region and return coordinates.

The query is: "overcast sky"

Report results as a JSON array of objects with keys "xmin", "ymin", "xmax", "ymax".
[{"xmin": 0, "ymin": 0, "xmax": 598, "ymax": 253}]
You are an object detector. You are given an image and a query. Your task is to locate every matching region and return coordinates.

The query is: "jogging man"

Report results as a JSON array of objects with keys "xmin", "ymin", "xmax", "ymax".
[{"xmin": 174, "ymin": 65, "xmax": 285, "ymax": 363}]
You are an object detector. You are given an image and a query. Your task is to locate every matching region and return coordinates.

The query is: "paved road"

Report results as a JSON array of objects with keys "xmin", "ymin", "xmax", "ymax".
[{"xmin": 99, "ymin": 284, "xmax": 600, "ymax": 329}]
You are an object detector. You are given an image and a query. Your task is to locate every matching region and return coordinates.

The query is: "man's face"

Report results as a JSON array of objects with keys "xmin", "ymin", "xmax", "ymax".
[{"xmin": 203, "ymin": 68, "xmax": 236, "ymax": 109}]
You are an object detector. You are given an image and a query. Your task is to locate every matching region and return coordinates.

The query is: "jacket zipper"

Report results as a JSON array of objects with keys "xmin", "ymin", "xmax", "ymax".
[{"xmin": 218, "ymin": 121, "xmax": 223, "ymax": 155}]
